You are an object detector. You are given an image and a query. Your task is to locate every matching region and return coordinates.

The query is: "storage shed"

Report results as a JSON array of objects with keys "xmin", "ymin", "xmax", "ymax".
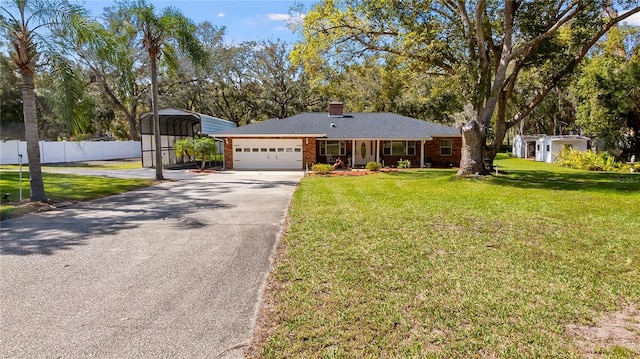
[
  {"xmin": 139, "ymin": 108, "xmax": 235, "ymax": 168},
  {"xmin": 535, "ymin": 135, "xmax": 590, "ymax": 163},
  {"xmin": 512, "ymin": 135, "xmax": 544, "ymax": 159}
]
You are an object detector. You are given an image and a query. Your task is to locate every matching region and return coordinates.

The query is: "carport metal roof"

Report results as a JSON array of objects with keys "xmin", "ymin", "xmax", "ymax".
[{"xmin": 139, "ymin": 108, "xmax": 234, "ymax": 136}]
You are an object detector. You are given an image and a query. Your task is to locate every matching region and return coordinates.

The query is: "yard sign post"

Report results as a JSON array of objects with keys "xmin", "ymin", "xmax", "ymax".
[{"xmin": 18, "ymin": 154, "xmax": 23, "ymax": 201}]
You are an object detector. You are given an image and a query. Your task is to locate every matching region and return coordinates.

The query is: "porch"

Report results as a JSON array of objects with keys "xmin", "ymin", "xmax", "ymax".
[{"xmin": 315, "ymin": 138, "xmax": 461, "ymax": 168}]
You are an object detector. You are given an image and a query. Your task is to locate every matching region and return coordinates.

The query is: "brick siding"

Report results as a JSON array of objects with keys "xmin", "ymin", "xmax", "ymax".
[
  {"xmin": 223, "ymin": 138, "xmax": 234, "ymax": 169},
  {"xmin": 302, "ymin": 137, "xmax": 316, "ymax": 170},
  {"xmin": 424, "ymin": 137, "xmax": 462, "ymax": 167}
]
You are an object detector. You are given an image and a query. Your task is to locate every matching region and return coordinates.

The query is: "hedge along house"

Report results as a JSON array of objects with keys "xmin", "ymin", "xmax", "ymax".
[
  {"xmin": 212, "ymin": 102, "xmax": 462, "ymax": 170},
  {"xmin": 139, "ymin": 108, "xmax": 235, "ymax": 168}
]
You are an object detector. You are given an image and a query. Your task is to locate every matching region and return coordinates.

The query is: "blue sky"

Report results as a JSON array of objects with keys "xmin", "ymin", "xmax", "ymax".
[
  {"xmin": 79, "ymin": 1, "xmax": 640, "ymax": 44},
  {"xmin": 80, "ymin": 0, "xmax": 318, "ymax": 43}
]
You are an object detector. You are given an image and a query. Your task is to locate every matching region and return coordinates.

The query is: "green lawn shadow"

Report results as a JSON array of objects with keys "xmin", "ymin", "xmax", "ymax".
[
  {"xmin": 490, "ymin": 169, "xmax": 640, "ymax": 193},
  {"xmin": 384, "ymin": 169, "xmax": 457, "ymax": 180}
]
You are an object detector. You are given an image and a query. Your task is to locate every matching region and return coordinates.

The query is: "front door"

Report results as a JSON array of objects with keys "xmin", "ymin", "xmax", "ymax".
[{"xmin": 354, "ymin": 140, "xmax": 375, "ymax": 166}]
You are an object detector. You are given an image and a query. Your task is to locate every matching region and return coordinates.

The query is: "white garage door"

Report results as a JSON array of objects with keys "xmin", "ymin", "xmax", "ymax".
[{"xmin": 233, "ymin": 139, "xmax": 303, "ymax": 170}]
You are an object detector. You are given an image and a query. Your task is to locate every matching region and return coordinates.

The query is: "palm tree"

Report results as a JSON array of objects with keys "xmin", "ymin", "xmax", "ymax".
[
  {"xmin": 0, "ymin": 0, "xmax": 96, "ymax": 201},
  {"xmin": 130, "ymin": 0, "xmax": 206, "ymax": 180}
]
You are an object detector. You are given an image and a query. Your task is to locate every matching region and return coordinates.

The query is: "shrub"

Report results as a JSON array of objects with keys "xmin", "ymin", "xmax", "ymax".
[
  {"xmin": 397, "ymin": 158, "xmax": 411, "ymax": 169},
  {"xmin": 175, "ymin": 137, "xmax": 217, "ymax": 170},
  {"xmin": 312, "ymin": 163, "xmax": 334, "ymax": 174},
  {"xmin": 555, "ymin": 147, "xmax": 625, "ymax": 172},
  {"xmin": 365, "ymin": 161, "xmax": 382, "ymax": 171}
]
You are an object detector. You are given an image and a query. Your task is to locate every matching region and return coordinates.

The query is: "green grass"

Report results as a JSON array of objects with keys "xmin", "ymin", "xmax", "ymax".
[
  {"xmin": 260, "ymin": 155, "xmax": 640, "ymax": 358},
  {"xmin": 0, "ymin": 170, "xmax": 152, "ymax": 220}
]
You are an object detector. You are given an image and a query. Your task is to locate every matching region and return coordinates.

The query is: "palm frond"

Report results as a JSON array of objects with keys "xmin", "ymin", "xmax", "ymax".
[
  {"xmin": 161, "ymin": 43, "xmax": 179, "ymax": 75},
  {"xmin": 162, "ymin": 6, "xmax": 207, "ymax": 68},
  {"xmin": 48, "ymin": 54, "xmax": 92, "ymax": 134}
]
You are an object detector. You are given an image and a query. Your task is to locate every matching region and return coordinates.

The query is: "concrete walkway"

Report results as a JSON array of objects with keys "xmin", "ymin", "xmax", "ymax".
[{"xmin": 0, "ymin": 171, "xmax": 303, "ymax": 358}]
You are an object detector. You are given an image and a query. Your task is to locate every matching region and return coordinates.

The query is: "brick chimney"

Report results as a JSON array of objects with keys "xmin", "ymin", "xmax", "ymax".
[{"xmin": 328, "ymin": 101, "xmax": 344, "ymax": 117}]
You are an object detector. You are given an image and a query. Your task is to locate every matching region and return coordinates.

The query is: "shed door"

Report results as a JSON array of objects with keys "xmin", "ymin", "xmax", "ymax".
[{"xmin": 233, "ymin": 139, "xmax": 303, "ymax": 170}]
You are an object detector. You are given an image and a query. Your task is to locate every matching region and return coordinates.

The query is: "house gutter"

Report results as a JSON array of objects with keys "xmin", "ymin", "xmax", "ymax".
[{"xmin": 213, "ymin": 134, "xmax": 326, "ymax": 138}]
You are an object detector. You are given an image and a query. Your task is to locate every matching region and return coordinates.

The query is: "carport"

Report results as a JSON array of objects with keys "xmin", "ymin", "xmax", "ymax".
[{"xmin": 139, "ymin": 108, "xmax": 235, "ymax": 168}]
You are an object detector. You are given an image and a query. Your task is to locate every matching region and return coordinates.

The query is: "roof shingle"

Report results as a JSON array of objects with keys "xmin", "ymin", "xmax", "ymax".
[{"xmin": 212, "ymin": 112, "xmax": 460, "ymax": 139}]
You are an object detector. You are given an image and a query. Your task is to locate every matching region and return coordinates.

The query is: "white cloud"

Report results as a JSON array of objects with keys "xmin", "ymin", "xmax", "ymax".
[
  {"xmin": 264, "ymin": 12, "xmax": 305, "ymax": 27},
  {"xmin": 218, "ymin": 12, "xmax": 226, "ymax": 17},
  {"xmin": 267, "ymin": 13, "xmax": 291, "ymax": 21},
  {"xmin": 622, "ymin": 11, "xmax": 640, "ymax": 26}
]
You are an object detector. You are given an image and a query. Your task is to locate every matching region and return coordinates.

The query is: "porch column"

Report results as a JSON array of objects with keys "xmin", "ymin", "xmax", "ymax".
[
  {"xmin": 420, "ymin": 140, "xmax": 425, "ymax": 168},
  {"xmin": 352, "ymin": 139, "xmax": 355, "ymax": 168},
  {"xmin": 375, "ymin": 140, "xmax": 380, "ymax": 163}
]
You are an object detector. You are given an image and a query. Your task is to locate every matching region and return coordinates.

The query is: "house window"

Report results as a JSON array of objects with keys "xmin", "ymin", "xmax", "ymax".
[
  {"xmin": 320, "ymin": 140, "xmax": 345, "ymax": 156},
  {"xmin": 440, "ymin": 139, "xmax": 452, "ymax": 156},
  {"xmin": 383, "ymin": 141, "xmax": 413, "ymax": 156},
  {"xmin": 546, "ymin": 145, "xmax": 550, "ymax": 151},
  {"xmin": 235, "ymin": 148, "xmax": 242, "ymax": 152},
  {"xmin": 407, "ymin": 141, "xmax": 416, "ymax": 156}
]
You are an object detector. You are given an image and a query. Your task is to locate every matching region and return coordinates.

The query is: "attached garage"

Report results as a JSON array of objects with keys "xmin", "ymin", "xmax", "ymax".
[{"xmin": 232, "ymin": 139, "xmax": 303, "ymax": 170}]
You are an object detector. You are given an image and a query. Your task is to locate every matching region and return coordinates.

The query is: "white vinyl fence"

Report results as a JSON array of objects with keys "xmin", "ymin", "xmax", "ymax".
[{"xmin": 0, "ymin": 140, "xmax": 141, "ymax": 165}]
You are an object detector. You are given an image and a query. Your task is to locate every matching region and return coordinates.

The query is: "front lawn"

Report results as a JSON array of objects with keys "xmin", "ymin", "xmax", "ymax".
[
  {"xmin": 0, "ymin": 170, "xmax": 152, "ymax": 220},
  {"xmin": 258, "ymin": 155, "xmax": 640, "ymax": 358}
]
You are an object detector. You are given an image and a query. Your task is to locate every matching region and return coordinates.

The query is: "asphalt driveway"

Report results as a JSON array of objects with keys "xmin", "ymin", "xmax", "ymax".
[{"xmin": 0, "ymin": 171, "xmax": 303, "ymax": 358}]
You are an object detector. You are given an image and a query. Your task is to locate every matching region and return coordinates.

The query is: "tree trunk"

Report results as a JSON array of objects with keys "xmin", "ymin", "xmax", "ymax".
[
  {"xmin": 128, "ymin": 100, "xmax": 139, "ymax": 141},
  {"xmin": 150, "ymin": 54, "xmax": 164, "ymax": 180},
  {"xmin": 457, "ymin": 119, "xmax": 487, "ymax": 175},
  {"xmin": 20, "ymin": 70, "xmax": 47, "ymax": 202}
]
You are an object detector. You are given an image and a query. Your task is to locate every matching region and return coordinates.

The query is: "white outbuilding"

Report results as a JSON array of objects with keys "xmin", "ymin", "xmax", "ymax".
[
  {"xmin": 139, "ymin": 108, "xmax": 235, "ymax": 168},
  {"xmin": 535, "ymin": 135, "xmax": 590, "ymax": 163},
  {"xmin": 512, "ymin": 135, "xmax": 544, "ymax": 159},
  {"xmin": 513, "ymin": 134, "xmax": 590, "ymax": 163}
]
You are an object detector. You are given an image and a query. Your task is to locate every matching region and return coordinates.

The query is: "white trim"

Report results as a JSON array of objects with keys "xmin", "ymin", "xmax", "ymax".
[
  {"xmin": 334, "ymin": 137, "xmax": 433, "ymax": 141},
  {"xmin": 221, "ymin": 134, "xmax": 325, "ymax": 138}
]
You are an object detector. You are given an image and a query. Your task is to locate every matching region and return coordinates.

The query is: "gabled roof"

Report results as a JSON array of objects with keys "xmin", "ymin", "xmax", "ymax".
[{"xmin": 211, "ymin": 112, "xmax": 460, "ymax": 139}]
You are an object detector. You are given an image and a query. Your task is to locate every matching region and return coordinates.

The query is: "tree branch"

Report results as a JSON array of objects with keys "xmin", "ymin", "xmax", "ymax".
[
  {"xmin": 508, "ymin": 8, "xmax": 640, "ymax": 126},
  {"xmin": 510, "ymin": 1, "xmax": 581, "ymax": 60}
]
